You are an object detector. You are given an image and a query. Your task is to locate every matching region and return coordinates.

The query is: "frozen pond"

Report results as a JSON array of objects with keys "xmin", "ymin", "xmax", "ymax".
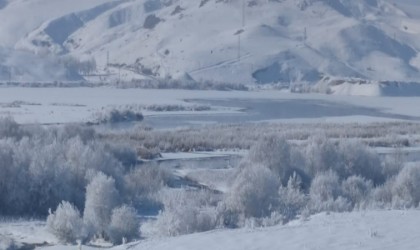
[
  {"xmin": 2, "ymin": 87, "xmax": 420, "ymax": 126},
  {"xmin": 143, "ymin": 98, "xmax": 420, "ymax": 129}
]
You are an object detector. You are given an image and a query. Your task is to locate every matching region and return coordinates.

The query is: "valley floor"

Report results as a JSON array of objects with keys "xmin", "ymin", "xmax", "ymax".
[{"xmin": 0, "ymin": 87, "xmax": 419, "ymax": 250}]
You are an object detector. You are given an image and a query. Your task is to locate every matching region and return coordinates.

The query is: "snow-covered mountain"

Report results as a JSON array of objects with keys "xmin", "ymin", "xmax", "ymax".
[{"xmin": 2, "ymin": 0, "xmax": 420, "ymax": 84}]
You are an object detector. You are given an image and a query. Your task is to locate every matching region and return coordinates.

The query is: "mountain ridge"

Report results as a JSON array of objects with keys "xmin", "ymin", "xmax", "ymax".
[{"xmin": 1, "ymin": 0, "xmax": 420, "ymax": 84}]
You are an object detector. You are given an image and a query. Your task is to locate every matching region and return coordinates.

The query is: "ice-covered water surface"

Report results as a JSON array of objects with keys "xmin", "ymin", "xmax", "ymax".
[
  {"xmin": 144, "ymin": 98, "xmax": 420, "ymax": 129},
  {"xmin": 1, "ymin": 88, "xmax": 420, "ymax": 126}
]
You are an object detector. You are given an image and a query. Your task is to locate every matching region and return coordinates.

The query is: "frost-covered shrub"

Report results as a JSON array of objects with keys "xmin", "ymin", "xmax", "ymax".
[
  {"xmin": 0, "ymin": 139, "xmax": 29, "ymax": 215},
  {"xmin": 247, "ymin": 137, "xmax": 293, "ymax": 184},
  {"xmin": 152, "ymin": 189, "xmax": 219, "ymax": 236},
  {"xmin": 309, "ymin": 171, "xmax": 351, "ymax": 212},
  {"xmin": 98, "ymin": 109, "xmax": 144, "ymax": 124},
  {"xmin": 66, "ymin": 138, "xmax": 124, "ymax": 186},
  {"xmin": 381, "ymin": 148, "xmax": 405, "ymax": 178},
  {"xmin": 126, "ymin": 78, "xmax": 248, "ymax": 91},
  {"xmin": 0, "ymin": 117, "xmax": 130, "ymax": 217},
  {"xmin": 371, "ymin": 180, "xmax": 394, "ymax": 209},
  {"xmin": 83, "ymin": 172, "xmax": 120, "ymax": 237},
  {"xmin": 136, "ymin": 146, "xmax": 162, "ymax": 160},
  {"xmin": 224, "ymin": 164, "xmax": 280, "ymax": 220},
  {"xmin": 108, "ymin": 205, "xmax": 139, "ymax": 244},
  {"xmin": 124, "ymin": 164, "xmax": 169, "ymax": 209},
  {"xmin": 310, "ymin": 171, "xmax": 341, "ymax": 201},
  {"xmin": 341, "ymin": 176, "xmax": 373, "ymax": 208},
  {"xmin": 108, "ymin": 144, "xmax": 138, "ymax": 167},
  {"xmin": 278, "ymin": 172, "xmax": 308, "ymax": 221},
  {"xmin": 337, "ymin": 140, "xmax": 384, "ymax": 185},
  {"xmin": 304, "ymin": 136, "xmax": 384, "ymax": 185},
  {"xmin": 0, "ymin": 116, "xmax": 24, "ymax": 139},
  {"xmin": 47, "ymin": 201, "xmax": 86, "ymax": 244},
  {"xmin": 391, "ymin": 165, "xmax": 420, "ymax": 208},
  {"xmin": 57, "ymin": 124, "xmax": 96, "ymax": 143},
  {"xmin": 304, "ymin": 135, "xmax": 341, "ymax": 177}
]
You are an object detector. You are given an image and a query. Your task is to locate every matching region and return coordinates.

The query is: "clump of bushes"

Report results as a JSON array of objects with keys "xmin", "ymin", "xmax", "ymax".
[
  {"xmin": 48, "ymin": 172, "xmax": 141, "ymax": 245},
  {"xmin": 108, "ymin": 205, "xmax": 139, "ymax": 244},
  {"xmin": 210, "ymin": 135, "xmax": 420, "ymax": 230},
  {"xmin": 97, "ymin": 109, "xmax": 144, "ymax": 124},
  {"xmin": 150, "ymin": 189, "xmax": 219, "ymax": 236},
  {"xmin": 2, "ymin": 116, "xmax": 420, "ymax": 243},
  {"xmin": 46, "ymin": 201, "xmax": 85, "ymax": 244},
  {"xmin": 0, "ymin": 117, "xmax": 157, "ymax": 245}
]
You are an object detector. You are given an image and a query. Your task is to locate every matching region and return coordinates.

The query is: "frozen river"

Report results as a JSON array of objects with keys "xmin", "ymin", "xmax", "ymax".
[
  {"xmin": 143, "ymin": 98, "xmax": 420, "ymax": 129},
  {"xmin": 1, "ymin": 87, "xmax": 420, "ymax": 126}
]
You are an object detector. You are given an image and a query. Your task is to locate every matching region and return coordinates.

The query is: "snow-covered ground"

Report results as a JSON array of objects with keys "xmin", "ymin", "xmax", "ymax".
[
  {"xmin": 0, "ymin": 220, "xmax": 56, "ymax": 249},
  {"xmin": 3, "ymin": 210, "xmax": 411, "ymax": 250}
]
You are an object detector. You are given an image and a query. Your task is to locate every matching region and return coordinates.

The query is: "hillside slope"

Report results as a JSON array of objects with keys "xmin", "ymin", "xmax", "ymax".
[{"xmin": 2, "ymin": 0, "xmax": 420, "ymax": 83}]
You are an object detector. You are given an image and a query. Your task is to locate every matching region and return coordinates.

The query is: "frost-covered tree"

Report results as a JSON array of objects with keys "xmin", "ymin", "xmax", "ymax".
[
  {"xmin": 47, "ymin": 201, "xmax": 85, "ymax": 244},
  {"xmin": 392, "ymin": 165, "xmax": 420, "ymax": 208},
  {"xmin": 108, "ymin": 205, "xmax": 139, "ymax": 244},
  {"xmin": 247, "ymin": 136, "xmax": 293, "ymax": 184},
  {"xmin": 304, "ymin": 135, "xmax": 341, "ymax": 177},
  {"xmin": 152, "ymin": 189, "xmax": 218, "ymax": 236},
  {"xmin": 371, "ymin": 179, "xmax": 394, "ymax": 209},
  {"xmin": 124, "ymin": 163, "xmax": 169, "ymax": 209},
  {"xmin": 304, "ymin": 136, "xmax": 384, "ymax": 185},
  {"xmin": 83, "ymin": 172, "xmax": 120, "ymax": 237},
  {"xmin": 225, "ymin": 164, "xmax": 280, "ymax": 219},
  {"xmin": 382, "ymin": 147, "xmax": 405, "ymax": 178},
  {"xmin": 309, "ymin": 170, "xmax": 351, "ymax": 212},
  {"xmin": 278, "ymin": 172, "xmax": 308, "ymax": 221},
  {"xmin": 341, "ymin": 175, "xmax": 373, "ymax": 208},
  {"xmin": 28, "ymin": 140, "xmax": 69, "ymax": 214},
  {"xmin": 310, "ymin": 170, "xmax": 341, "ymax": 201},
  {"xmin": 338, "ymin": 140, "xmax": 384, "ymax": 185},
  {"xmin": 0, "ymin": 116, "xmax": 23, "ymax": 139},
  {"xmin": 0, "ymin": 140, "xmax": 30, "ymax": 215}
]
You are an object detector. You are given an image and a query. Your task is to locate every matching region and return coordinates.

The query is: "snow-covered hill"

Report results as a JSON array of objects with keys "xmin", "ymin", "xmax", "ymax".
[{"xmin": 2, "ymin": 0, "xmax": 420, "ymax": 84}]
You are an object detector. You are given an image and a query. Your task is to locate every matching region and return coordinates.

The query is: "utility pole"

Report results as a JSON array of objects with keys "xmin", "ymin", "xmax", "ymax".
[
  {"xmin": 238, "ymin": 34, "xmax": 241, "ymax": 61},
  {"xmin": 242, "ymin": 0, "xmax": 245, "ymax": 27},
  {"xmin": 238, "ymin": 0, "xmax": 245, "ymax": 62},
  {"xmin": 118, "ymin": 65, "xmax": 121, "ymax": 83}
]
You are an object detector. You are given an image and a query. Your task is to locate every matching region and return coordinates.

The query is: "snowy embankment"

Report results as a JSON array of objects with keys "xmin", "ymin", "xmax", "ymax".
[
  {"xmin": 330, "ymin": 81, "xmax": 420, "ymax": 97},
  {"xmin": 35, "ymin": 210, "xmax": 420, "ymax": 250},
  {"xmin": 312, "ymin": 77, "xmax": 420, "ymax": 97}
]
